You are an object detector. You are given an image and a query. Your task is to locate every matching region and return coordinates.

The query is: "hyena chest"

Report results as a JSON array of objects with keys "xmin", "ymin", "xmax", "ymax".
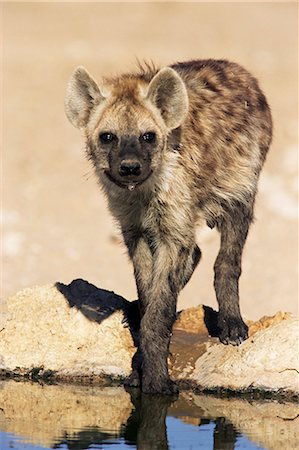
[
  {"xmin": 137, "ymin": 191, "xmax": 194, "ymax": 246},
  {"xmin": 109, "ymin": 175, "xmax": 195, "ymax": 246}
]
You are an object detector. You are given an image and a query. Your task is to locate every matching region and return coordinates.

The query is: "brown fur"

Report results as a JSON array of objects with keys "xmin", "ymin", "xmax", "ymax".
[{"xmin": 65, "ymin": 59, "xmax": 272, "ymax": 394}]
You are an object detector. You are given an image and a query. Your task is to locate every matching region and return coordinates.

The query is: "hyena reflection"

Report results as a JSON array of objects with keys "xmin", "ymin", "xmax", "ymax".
[{"xmin": 65, "ymin": 59, "xmax": 272, "ymax": 394}]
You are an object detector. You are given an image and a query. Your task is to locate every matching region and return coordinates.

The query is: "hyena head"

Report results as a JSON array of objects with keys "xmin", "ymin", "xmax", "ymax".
[{"xmin": 65, "ymin": 66, "xmax": 189, "ymax": 190}]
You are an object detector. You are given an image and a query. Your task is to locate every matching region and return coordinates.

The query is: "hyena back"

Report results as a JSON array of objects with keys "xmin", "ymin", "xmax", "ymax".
[{"xmin": 65, "ymin": 59, "xmax": 272, "ymax": 394}]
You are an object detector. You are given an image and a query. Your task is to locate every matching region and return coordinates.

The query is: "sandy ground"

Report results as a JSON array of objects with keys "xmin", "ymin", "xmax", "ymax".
[{"xmin": 2, "ymin": 2, "xmax": 298, "ymax": 319}]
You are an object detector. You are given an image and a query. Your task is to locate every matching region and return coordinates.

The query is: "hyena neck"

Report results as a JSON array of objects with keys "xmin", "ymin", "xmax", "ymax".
[{"xmin": 101, "ymin": 148, "xmax": 195, "ymax": 244}]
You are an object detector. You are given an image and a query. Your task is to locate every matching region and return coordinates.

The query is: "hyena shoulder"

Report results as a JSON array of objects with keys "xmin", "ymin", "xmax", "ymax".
[{"xmin": 166, "ymin": 59, "xmax": 272, "ymax": 212}]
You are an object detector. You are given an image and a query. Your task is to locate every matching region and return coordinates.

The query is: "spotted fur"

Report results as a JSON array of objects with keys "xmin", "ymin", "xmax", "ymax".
[{"xmin": 65, "ymin": 59, "xmax": 272, "ymax": 394}]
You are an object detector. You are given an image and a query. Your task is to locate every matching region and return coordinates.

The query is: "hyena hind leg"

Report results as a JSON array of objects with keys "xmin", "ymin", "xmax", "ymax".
[{"xmin": 214, "ymin": 201, "xmax": 254, "ymax": 345}]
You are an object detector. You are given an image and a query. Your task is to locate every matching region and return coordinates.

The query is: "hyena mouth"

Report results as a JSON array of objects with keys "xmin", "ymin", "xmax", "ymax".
[{"xmin": 104, "ymin": 171, "xmax": 153, "ymax": 190}]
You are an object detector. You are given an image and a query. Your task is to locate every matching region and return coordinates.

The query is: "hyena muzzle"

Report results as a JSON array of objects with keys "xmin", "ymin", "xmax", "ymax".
[{"xmin": 65, "ymin": 59, "xmax": 272, "ymax": 394}]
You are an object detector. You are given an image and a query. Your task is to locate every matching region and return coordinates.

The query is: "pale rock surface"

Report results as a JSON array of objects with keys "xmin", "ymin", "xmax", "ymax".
[
  {"xmin": 0, "ymin": 281, "xmax": 135, "ymax": 378},
  {"xmin": 0, "ymin": 280, "xmax": 298, "ymax": 395},
  {"xmin": 189, "ymin": 318, "xmax": 299, "ymax": 393}
]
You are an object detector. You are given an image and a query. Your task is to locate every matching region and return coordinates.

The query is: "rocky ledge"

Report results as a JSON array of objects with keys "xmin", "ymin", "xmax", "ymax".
[{"xmin": 0, "ymin": 279, "xmax": 298, "ymax": 398}]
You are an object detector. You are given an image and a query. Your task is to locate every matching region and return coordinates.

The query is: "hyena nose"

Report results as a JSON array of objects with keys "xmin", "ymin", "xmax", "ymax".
[{"xmin": 119, "ymin": 160, "xmax": 141, "ymax": 177}]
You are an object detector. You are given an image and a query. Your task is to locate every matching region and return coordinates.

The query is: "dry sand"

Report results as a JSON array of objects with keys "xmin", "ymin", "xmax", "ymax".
[{"xmin": 2, "ymin": 2, "xmax": 298, "ymax": 319}]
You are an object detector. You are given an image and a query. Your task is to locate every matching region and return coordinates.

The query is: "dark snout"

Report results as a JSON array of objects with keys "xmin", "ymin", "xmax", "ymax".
[
  {"xmin": 119, "ymin": 159, "xmax": 142, "ymax": 177},
  {"xmin": 106, "ymin": 135, "xmax": 153, "ymax": 189}
]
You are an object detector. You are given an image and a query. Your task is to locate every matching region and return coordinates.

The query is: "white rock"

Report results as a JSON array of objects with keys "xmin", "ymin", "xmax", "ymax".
[
  {"xmin": 0, "ymin": 281, "xmax": 135, "ymax": 378},
  {"xmin": 191, "ymin": 318, "xmax": 299, "ymax": 393},
  {"xmin": 0, "ymin": 281, "xmax": 298, "ymax": 396}
]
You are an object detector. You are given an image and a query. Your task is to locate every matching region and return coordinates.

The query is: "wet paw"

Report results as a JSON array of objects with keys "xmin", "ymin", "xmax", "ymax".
[
  {"xmin": 218, "ymin": 315, "xmax": 248, "ymax": 346},
  {"xmin": 142, "ymin": 377, "xmax": 179, "ymax": 396}
]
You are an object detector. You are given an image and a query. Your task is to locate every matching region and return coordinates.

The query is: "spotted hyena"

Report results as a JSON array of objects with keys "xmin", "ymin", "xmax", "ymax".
[{"xmin": 65, "ymin": 59, "xmax": 272, "ymax": 394}]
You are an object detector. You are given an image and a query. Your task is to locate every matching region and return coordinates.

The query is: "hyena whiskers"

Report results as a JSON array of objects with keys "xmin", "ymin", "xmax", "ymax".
[{"xmin": 65, "ymin": 59, "xmax": 272, "ymax": 394}]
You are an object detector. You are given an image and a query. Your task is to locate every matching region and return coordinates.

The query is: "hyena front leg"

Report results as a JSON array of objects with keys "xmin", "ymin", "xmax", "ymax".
[
  {"xmin": 124, "ymin": 235, "xmax": 153, "ymax": 388},
  {"xmin": 214, "ymin": 201, "xmax": 254, "ymax": 345},
  {"xmin": 138, "ymin": 241, "xmax": 200, "ymax": 394},
  {"xmin": 124, "ymin": 227, "xmax": 200, "ymax": 393}
]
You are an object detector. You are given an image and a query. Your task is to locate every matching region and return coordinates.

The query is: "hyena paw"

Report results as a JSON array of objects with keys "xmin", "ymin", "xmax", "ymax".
[
  {"xmin": 124, "ymin": 370, "xmax": 141, "ymax": 388},
  {"xmin": 218, "ymin": 314, "xmax": 248, "ymax": 346},
  {"xmin": 142, "ymin": 376, "xmax": 179, "ymax": 396}
]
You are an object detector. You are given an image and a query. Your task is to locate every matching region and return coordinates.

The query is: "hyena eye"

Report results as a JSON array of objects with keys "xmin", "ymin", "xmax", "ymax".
[
  {"xmin": 141, "ymin": 132, "xmax": 156, "ymax": 143},
  {"xmin": 99, "ymin": 132, "xmax": 116, "ymax": 143}
]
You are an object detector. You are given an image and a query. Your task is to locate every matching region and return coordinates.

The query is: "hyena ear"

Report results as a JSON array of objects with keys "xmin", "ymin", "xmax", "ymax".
[
  {"xmin": 65, "ymin": 66, "xmax": 105, "ymax": 129},
  {"xmin": 146, "ymin": 67, "xmax": 189, "ymax": 129}
]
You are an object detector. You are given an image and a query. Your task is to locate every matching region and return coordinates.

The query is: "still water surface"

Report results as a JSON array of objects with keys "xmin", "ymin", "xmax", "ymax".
[{"xmin": 0, "ymin": 380, "xmax": 298, "ymax": 450}]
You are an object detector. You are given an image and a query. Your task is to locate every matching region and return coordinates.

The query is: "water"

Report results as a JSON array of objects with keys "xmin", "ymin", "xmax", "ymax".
[{"xmin": 0, "ymin": 380, "xmax": 298, "ymax": 450}]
